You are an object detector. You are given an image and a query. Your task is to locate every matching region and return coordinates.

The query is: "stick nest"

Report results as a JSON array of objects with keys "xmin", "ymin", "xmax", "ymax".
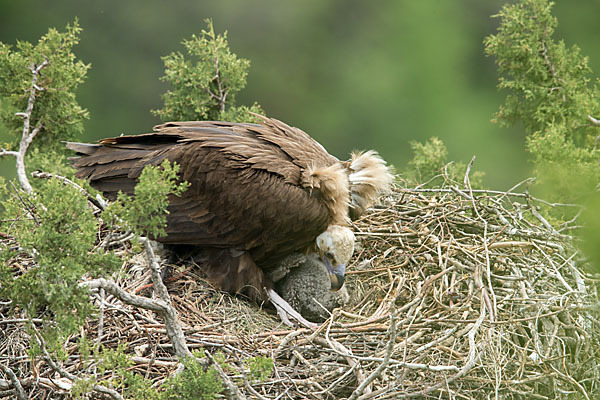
[{"xmin": 2, "ymin": 184, "xmax": 600, "ymax": 399}]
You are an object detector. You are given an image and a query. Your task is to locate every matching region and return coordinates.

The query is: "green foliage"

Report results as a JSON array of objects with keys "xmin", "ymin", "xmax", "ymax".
[
  {"xmin": 124, "ymin": 373, "xmax": 162, "ymax": 400},
  {"xmin": 73, "ymin": 343, "xmax": 161, "ymax": 399},
  {"xmin": 153, "ymin": 19, "xmax": 262, "ymax": 123},
  {"xmin": 0, "ymin": 20, "xmax": 89, "ymax": 154},
  {"xmin": 407, "ymin": 137, "xmax": 449, "ymax": 183},
  {"xmin": 0, "ymin": 179, "xmax": 119, "ymax": 349},
  {"xmin": 526, "ymin": 125, "xmax": 600, "ymax": 202},
  {"xmin": 485, "ymin": 0, "xmax": 600, "ymax": 205},
  {"xmin": 581, "ymin": 192, "xmax": 600, "ymax": 273},
  {"xmin": 71, "ymin": 346, "xmax": 270, "ymax": 399},
  {"xmin": 71, "ymin": 376, "xmax": 95, "ymax": 399},
  {"xmin": 28, "ymin": 147, "xmax": 77, "ymax": 178},
  {"xmin": 160, "ymin": 351, "xmax": 223, "ymax": 400},
  {"xmin": 96, "ymin": 343, "xmax": 132, "ymax": 376},
  {"xmin": 406, "ymin": 137, "xmax": 484, "ymax": 188},
  {"xmin": 484, "ymin": 0, "xmax": 597, "ymax": 136},
  {"xmin": 96, "ymin": 344, "xmax": 158, "ymax": 399},
  {"xmin": 245, "ymin": 356, "xmax": 273, "ymax": 382},
  {"xmin": 0, "ymin": 20, "xmax": 250, "ymax": 399},
  {"xmin": 104, "ymin": 160, "xmax": 189, "ymax": 238}
]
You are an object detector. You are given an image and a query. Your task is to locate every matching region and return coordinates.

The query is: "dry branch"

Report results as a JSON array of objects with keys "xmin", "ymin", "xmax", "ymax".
[
  {"xmin": 0, "ymin": 60, "xmax": 49, "ymax": 194},
  {"xmin": 0, "ymin": 364, "xmax": 26, "ymax": 400},
  {"xmin": 31, "ymin": 170, "xmax": 106, "ymax": 210},
  {"xmin": 1, "ymin": 183, "xmax": 599, "ymax": 399}
]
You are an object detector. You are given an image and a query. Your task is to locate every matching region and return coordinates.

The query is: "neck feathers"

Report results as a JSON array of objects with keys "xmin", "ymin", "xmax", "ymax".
[
  {"xmin": 346, "ymin": 150, "xmax": 393, "ymax": 220},
  {"xmin": 303, "ymin": 163, "xmax": 350, "ymax": 225}
]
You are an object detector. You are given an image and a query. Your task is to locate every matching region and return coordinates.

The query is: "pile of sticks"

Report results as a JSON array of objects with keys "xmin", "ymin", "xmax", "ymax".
[{"xmin": 1, "ymin": 183, "xmax": 599, "ymax": 399}]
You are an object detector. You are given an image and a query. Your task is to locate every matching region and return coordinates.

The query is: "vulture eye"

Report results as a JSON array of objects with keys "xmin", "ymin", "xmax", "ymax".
[{"xmin": 326, "ymin": 251, "xmax": 334, "ymax": 261}]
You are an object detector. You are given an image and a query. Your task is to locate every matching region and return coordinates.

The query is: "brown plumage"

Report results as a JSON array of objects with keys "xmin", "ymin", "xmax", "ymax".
[{"xmin": 67, "ymin": 116, "xmax": 392, "ymax": 303}]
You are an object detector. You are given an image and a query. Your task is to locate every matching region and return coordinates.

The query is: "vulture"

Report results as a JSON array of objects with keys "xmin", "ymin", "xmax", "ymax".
[{"xmin": 67, "ymin": 116, "xmax": 392, "ymax": 327}]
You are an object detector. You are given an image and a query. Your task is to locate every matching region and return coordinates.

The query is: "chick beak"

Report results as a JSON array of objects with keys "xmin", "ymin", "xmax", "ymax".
[{"xmin": 322, "ymin": 256, "xmax": 346, "ymax": 291}]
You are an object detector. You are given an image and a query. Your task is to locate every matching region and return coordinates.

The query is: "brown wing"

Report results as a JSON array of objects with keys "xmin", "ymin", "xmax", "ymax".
[
  {"xmin": 67, "ymin": 135, "xmax": 179, "ymax": 198},
  {"xmin": 165, "ymin": 143, "xmax": 330, "ymax": 263},
  {"xmin": 67, "ymin": 118, "xmax": 336, "ymax": 265},
  {"xmin": 243, "ymin": 115, "xmax": 340, "ymax": 169},
  {"xmin": 152, "ymin": 117, "xmax": 340, "ymax": 172}
]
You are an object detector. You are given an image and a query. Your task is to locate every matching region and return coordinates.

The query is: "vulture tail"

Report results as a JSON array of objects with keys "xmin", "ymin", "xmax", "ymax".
[
  {"xmin": 66, "ymin": 141, "xmax": 159, "ymax": 200},
  {"xmin": 65, "ymin": 141, "xmax": 100, "ymax": 156}
]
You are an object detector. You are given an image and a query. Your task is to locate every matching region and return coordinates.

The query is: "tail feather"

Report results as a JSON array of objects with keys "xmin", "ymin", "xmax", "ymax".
[
  {"xmin": 65, "ymin": 141, "xmax": 100, "ymax": 156},
  {"xmin": 66, "ymin": 141, "xmax": 157, "ymax": 200}
]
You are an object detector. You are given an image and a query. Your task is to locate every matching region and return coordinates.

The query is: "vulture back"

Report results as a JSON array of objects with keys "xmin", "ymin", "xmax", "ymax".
[{"xmin": 67, "ymin": 118, "xmax": 344, "ymax": 266}]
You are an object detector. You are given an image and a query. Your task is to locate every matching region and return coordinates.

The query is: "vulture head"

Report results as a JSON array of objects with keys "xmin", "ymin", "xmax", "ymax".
[{"xmin": 315, "ymin": 225, "xmax": 355, "ymax": 291}]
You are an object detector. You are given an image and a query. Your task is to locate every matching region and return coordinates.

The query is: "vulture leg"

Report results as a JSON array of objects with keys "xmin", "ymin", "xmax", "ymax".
[{"xmin": 267, "ymin": 289, "xmax": 318, "ymax": 329}]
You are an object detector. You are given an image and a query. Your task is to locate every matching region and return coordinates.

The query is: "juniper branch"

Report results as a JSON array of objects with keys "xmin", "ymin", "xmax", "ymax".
[{"xmin": 0, "ymin": 59, "xmax": 50, "ymax": 193}]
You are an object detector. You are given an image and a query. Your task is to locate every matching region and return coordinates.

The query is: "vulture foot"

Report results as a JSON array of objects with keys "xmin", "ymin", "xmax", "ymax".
[{"xmin": 267, "ymin": 289, "xmax": 317, "ymax": 329}]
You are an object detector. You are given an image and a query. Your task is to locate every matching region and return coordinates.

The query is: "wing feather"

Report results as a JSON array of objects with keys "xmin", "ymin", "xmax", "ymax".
[{"xmin": 68, "ymin": 117, "xmax": 336, "ymax": 265}]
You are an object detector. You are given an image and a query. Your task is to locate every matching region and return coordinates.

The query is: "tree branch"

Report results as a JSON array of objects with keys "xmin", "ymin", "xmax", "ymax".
[
  {"xmin": 587, "ymin": 115, "xmax": 600, "ymax": 126},
  {"xmin": 0, "ymin": 149, "xmax": 19, "ymax": 158},
  {"xmin": 348, "ymin": 312, "xmax": 397, "ymax": 400},
  {"xmin": 0, "ymin": 363, "xmax": 27, "ymax": 400},
  {"xmin": 84, "ymin": 239, "xmax": 192, "ymax": 360},
  {"xmin": 8, "ymin": 59, "xmax": 50, "ymax": 194},
  {"xmin": 205, "ymin": 351, "xmax": 246, "ymax": 400},
  {"xmin": 31, "ymin": 170, "xmax": 106, "ymax": 211},
  {"xmin": 141, "ymin": 237, "xmax": 193, "ymax": 359},
  {"xmin": 83, "ymin": 278, "xmax": 166, "ymax": 312}
]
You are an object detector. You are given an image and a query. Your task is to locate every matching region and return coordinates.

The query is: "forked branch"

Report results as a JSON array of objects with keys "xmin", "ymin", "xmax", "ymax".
[{"xmin": 0, "ymin": 59, "xmax": 49, "ymax": 194}]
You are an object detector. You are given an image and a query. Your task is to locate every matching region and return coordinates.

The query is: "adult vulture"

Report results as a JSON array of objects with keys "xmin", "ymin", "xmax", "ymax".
[{"xmin": 67, "ymin": 116, "xmax": 392, "ymax": 327}]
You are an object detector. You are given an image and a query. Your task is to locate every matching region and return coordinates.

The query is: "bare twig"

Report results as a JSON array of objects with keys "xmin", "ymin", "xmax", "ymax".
[
  {"xmin": 0, "ymin": 364, "xmax": 27, "ymax": 400},
  {"xmin": 463, "ymin": 155, "xmax": 476, "ymax": 189},
  {"xmin": 0, "ymin": 59, "xmax": 50, "ymax": 193},
  {"xmin": 141, "ymin": 237, "xmax": 193, "ymax": 358},
  {"xmin": 32, "ymin": 329, "xmax": 123, "ymax": 400},
  {"xmin": 205, "ymin": 351, "xmax": 246, "ymax": 400},
  {"xmin": 3, "ymin": 182, "xmax": 595, "ymax": 399},
  {"xmin": 212, "ymin": 39, "xmax": 227, "ymax": 112},
  {"xmin": 96, "ymin": 288, "xmax": 105, "ymax": 344},
  {"xmin": 31, "ymin": 171, "xmax": 105, "ymax": 210},
  {"xmin": 6, "ymin": 180, "xmax": 40, "ymax": 226},
  {"xmin": 242, "ymin": 375, "xmax": 269, "ymax": 400},
  {"xmin": 587, "ymin": 114, "xmax": 600, "ymax": 126},
  {"xmin": 406, "ymin": 186, "xmax": 581, "ymax": 209},
  {"xmin": 348, "ymin": 311, "xmax": 397, "ymax": 400}
]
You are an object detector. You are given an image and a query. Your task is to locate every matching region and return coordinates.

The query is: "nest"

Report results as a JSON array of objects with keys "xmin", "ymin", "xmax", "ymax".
[{"xmin": 1, "ymin": 183, "xmax": 600, "ymax": 399}]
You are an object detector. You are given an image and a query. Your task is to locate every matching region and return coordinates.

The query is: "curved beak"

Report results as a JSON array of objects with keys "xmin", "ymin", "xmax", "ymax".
[{"xmin": 322, "ymin": 256, "xmax": 346, "ymax": 291}]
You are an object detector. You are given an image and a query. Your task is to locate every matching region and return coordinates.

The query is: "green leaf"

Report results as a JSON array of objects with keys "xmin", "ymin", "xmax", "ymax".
[
  {"xmin": 152, "ymin": 19, "xmax": 263, "ymax": 123},
  {"xmin": 0, "ymin": 179, "xmax": 120, "ymax": 349},
  {"xmin": 0, "ymin": 20, "xmax": 89, "ymax": 154},
  {"xmin": 485, "ymin": 0, "xmax": 600, "ymax": 215}
]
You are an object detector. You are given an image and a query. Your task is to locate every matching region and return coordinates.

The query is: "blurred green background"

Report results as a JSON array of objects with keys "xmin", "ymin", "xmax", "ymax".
[{"xmin": 1, "ymin": 0, "xmax": 598, "ymax": 188}]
